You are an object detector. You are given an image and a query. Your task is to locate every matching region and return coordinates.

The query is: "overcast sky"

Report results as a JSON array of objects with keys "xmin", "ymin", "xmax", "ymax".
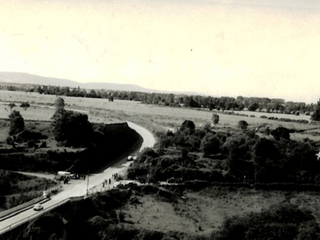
[{"xmin": 0, "ymin": 0, "xmax": 319, "ymax": 103}]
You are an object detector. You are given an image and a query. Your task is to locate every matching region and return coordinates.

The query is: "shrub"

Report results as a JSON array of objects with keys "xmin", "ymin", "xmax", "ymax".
[
  {"xmin": 8, "ymin": 110, "xmax": 25, "ymax": 135},
  {"xmin": 200, "ymin": 133, "xmax": 220, "ymax": 157},
  {"xmin": 237, "ymin": 120, "xmax": 248, "ymax": 130},
  {"xmin": 271, "ymin": 127, "xmax": 290, "ymax": 141}
]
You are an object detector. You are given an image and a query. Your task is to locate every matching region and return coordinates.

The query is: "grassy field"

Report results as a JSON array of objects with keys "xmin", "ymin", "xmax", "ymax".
[
  {"xmin": 0, "ymin": 91, "xmax": 314, "ymax": 126},
  {"xmin": 105, "ymin": 185, "xmax": 320, "ymax": 236},
  {"xmin": 1, "ymin": 90, "xmax": 320, "ymax": 144}
]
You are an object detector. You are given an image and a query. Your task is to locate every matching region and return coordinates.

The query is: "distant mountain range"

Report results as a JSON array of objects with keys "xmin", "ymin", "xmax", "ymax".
[{"xmin": 0, "ymin": 72, "xmax": 202, "ymax": 95}]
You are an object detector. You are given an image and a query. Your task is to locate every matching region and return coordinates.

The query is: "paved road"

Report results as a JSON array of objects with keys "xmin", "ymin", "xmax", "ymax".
[{"xmin": 0, "ymin": 121, "xmax": 155, "ymax": 235}]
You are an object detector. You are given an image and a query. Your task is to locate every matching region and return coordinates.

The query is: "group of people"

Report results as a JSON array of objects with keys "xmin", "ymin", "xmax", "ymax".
[
  {"xmin": 112, "ymin": 173, "xmax": 120, "ymax": 181},
  {"xmin": 101, "ymin": 173, "xmax": 121, "ymax": 189},
  {"xmin": 102, "ymin": 178, "xmax": 111, "ymax": 188}
]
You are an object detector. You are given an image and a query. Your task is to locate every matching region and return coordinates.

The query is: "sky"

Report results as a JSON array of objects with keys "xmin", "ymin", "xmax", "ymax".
[{"xmin": 0, "ymin": 0, "xmax": 320, "ymax": 103}]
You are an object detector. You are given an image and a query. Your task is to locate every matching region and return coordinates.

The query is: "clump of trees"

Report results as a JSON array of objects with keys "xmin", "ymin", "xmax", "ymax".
[
  {"xmin": 311, "ymin": 98, "xmax": 320, "ymax": 121},
  {"xmin": 128, "ymin": 118, "xmax": 320, "ymax": 185}
]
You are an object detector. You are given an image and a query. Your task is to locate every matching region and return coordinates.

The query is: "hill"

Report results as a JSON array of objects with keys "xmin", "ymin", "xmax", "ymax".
[{"xmin": 0, "ymin": 72, "xmax": 202, "ymax": 95}]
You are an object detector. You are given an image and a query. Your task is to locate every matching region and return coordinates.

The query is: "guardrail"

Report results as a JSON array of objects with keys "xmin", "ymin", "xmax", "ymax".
[
  {"xmin": 0, "ymin": 186, "xmax": 61, "ymax": 221},
  {"xmin": 0, "ymin": 195, "xmax": 47, "ymax": 221}
]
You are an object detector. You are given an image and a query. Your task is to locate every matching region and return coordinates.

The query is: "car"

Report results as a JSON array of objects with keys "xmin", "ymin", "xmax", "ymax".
[{"xmin": 33, "ymin": 203, "xmax": 43, "ymax": 211}]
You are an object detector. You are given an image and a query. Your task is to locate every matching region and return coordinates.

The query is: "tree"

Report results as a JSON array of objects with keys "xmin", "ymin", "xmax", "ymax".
[
  {"xmin": 254, "ymin": 138, "xmax": 280, "ymax": 183},
  {"xmin": 51, "ymin": 109, "xmax": 93, "ymax": 147},
  {"xmin": 248, "ymin": 102, "xmax": 259, "ymax": 111},
  {"xmin": 108, "ymin": 95, "xmax": 114, "ymax": 102},
  {"xmin": 8, "ymin": 110, "xmax": 25, "ymax": 135},
  {"xmin": 184, "ymin": 96, "xmax": 199, "ymax": 108},
  {"xmin": 212, "ymin": 114, "xmax": 219, "ymax": 125},
  {"xmin": 20, "ymin": 102, "xmax": 30, "ymax": 111},
  {"xmin": 36, "ymin": 86, "xmax": 44, "ymax": 94},
  {"xmin": 223, "ymin": 134, "xmax": 253, "ymax": 178},
  {"xmin": 55, "ymin": 97, "xmax": 65, "ymax": 110},
  {"xmin": 311, "ymin": 99, "xmax": 320, "ymax": 121}
]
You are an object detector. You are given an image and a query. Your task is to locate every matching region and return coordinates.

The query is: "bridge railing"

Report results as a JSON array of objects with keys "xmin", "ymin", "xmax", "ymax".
[
  {"xmin": 0, "ymin": 186, "xmax": 61, "ymax": 221},
  {"xmin": 0, "ymin": 196, "xmax": 70, "ymax": 236}
]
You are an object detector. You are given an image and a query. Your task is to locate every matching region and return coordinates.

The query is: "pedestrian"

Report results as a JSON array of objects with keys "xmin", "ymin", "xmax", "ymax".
[{"xmin": 109, "ymin": 178, "xmax": 111, "ymax": 184}]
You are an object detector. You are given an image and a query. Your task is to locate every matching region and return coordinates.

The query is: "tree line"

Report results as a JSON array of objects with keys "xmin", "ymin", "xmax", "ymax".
[{"xmin": 1, "ymin": 83, "xmax": 319, "ymax": 116}]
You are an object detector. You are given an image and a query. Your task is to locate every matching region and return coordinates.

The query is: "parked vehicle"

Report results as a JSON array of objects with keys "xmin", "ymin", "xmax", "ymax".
[
  {"xmin": 127, "ymin": 156, "xmax": 137, "ymax": 161},
  {"xmin": 57, "ymin": 171, "xmax": 74, "ymax": 178}
]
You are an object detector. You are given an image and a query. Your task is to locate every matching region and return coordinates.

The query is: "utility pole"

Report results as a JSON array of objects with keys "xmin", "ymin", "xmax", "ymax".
[{"xmin": 86, "ymin": 169, "xmax": 89, "ymax": 196}]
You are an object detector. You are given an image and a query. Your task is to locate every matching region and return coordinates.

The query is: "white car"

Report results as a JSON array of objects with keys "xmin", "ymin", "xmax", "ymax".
[{"xmin": 33, "ymin": 203, "xmax": 43, "ymax": 211}]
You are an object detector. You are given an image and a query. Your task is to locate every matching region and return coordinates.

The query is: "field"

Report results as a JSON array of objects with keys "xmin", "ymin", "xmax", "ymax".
[
  {"xmin": 1, "ymin": 90, "xmax": 319, "ymax": 142},
  {"xmin": 74, "ymin": 184, "xmax": 320, "ymax": 239},
  {"xmin": 119, "ymin": 186, "xmax": 320, "ymax": 234}
]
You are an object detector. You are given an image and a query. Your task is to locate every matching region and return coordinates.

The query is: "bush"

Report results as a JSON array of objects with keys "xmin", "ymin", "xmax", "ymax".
[
  {"xmin": 200, "ymin": 133, "xmax": 220, "ymax": 157},
  {"xmin": 8, "ymin": 110, "xmax": 25, "ymax": 135},
  {"xmin": 271, "ymin": 127, "xmax": 290, "ymax": 141},
  {"xmin": 237, "ymin": 120, "xmax": 248, "ymax": 130}
]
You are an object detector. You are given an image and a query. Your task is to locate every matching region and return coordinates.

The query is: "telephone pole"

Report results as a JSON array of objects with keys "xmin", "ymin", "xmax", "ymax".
[{"xmin": 86, "ymin": 169, "xmax": 89, "ymax": 196}]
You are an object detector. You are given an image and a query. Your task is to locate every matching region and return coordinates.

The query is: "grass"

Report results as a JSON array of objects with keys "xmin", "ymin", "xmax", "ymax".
[
  {"xmin": 0, "ymin": 170, "xmax": 57, "ymax": 210},
  {"xmin": 115, "ymin": 185, "xmax": 320, "ymax": 235}
]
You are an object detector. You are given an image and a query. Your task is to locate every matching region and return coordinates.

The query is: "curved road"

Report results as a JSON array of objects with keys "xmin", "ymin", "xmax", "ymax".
[{"xmin": 0, "ymin": 121, "xmax": 155, "ymax": 235}]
